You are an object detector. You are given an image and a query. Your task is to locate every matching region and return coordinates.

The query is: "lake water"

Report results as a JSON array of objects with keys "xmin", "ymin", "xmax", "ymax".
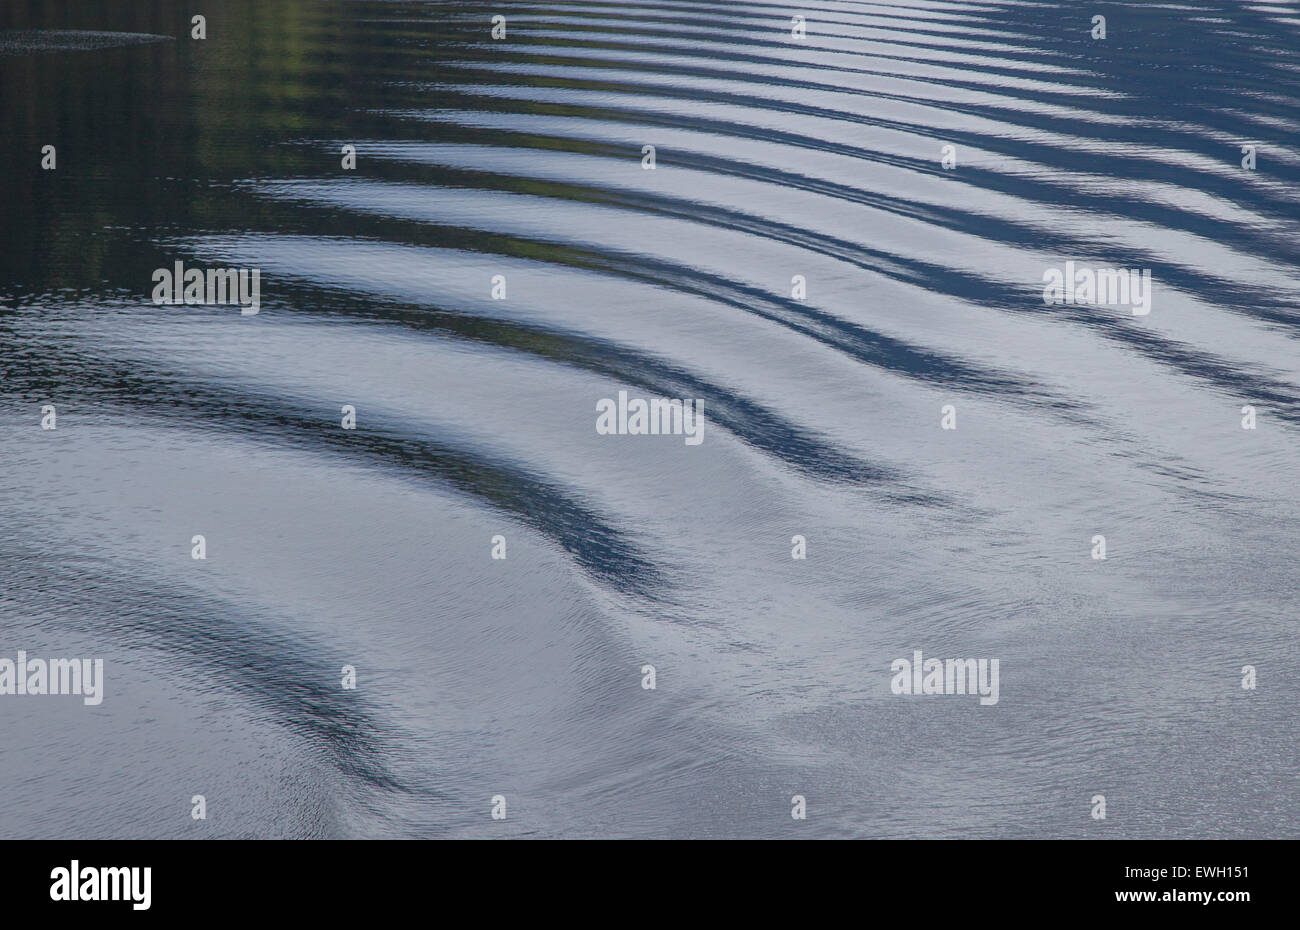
[{"xmin": 1, "ymin": 0, "xmax": 1296, "ymax": 838}]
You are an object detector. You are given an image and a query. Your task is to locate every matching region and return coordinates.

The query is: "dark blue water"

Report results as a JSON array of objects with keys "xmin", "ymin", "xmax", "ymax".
[{"xmin": 1, "ymin": 0, "xmax": 1297, "ymax": 838}]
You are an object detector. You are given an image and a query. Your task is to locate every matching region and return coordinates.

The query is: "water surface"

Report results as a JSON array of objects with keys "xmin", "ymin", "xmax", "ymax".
[{"xmin": 1, "ymin": 0, "xmax": 1297, "ymax": 838}]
